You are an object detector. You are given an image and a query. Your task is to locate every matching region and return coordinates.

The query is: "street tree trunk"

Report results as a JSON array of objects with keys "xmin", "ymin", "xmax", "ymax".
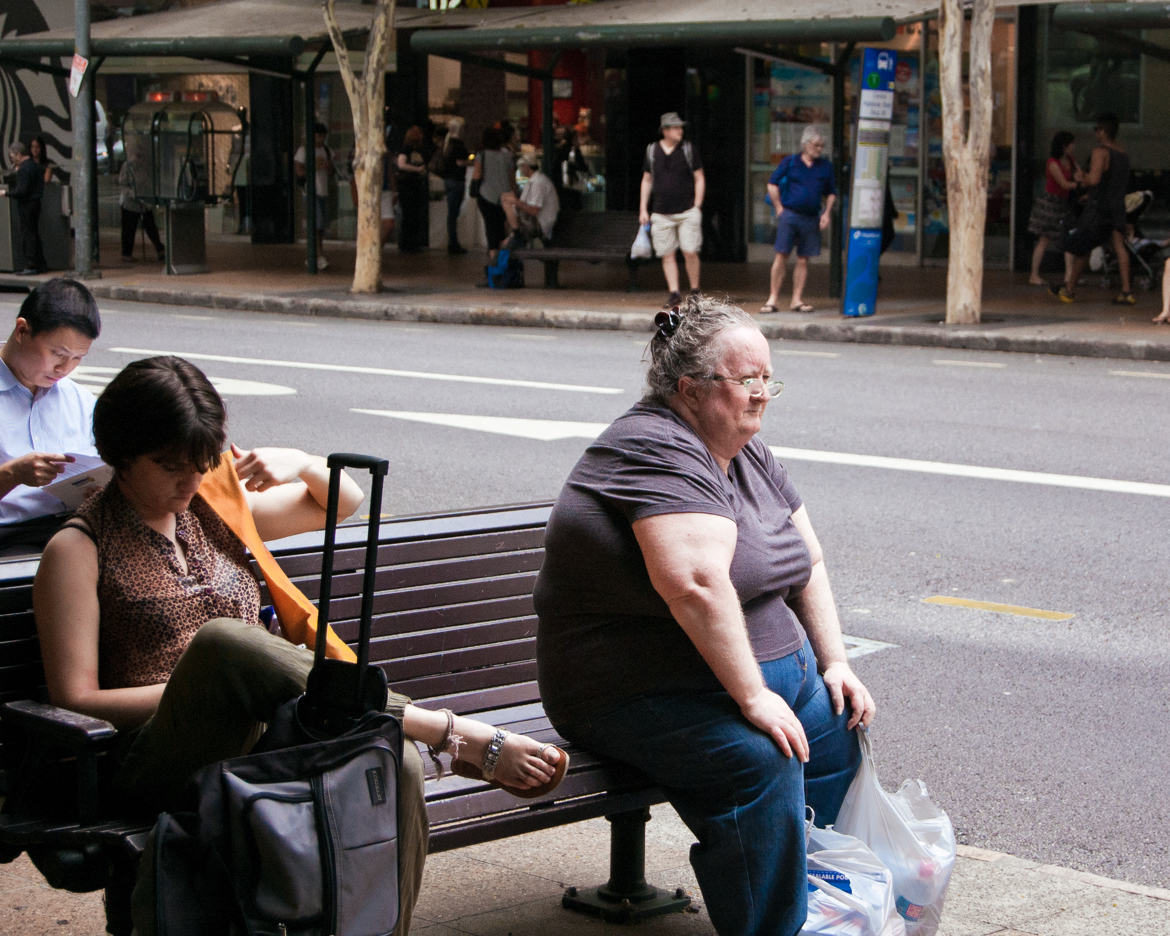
[
  {"xmin": 324, "ymin": 0, "xmax": 396, "ymax": 294},
  {"xmin": 939, "ymin": 0, "xmax": 995, "ymax": 324}
]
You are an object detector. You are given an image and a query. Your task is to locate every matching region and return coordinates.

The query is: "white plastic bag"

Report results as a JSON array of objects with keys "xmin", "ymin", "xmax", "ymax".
[
  {"xmin": 802, "ymin": 824, "xmax": 906, "ymax": 936},
  {"xmin": 834, "ymin": 730, "xmax": 956, "ymax": 936},
  {"xmin": 630, "ymin": 223, "xmax": 653, "ymax": 259}
]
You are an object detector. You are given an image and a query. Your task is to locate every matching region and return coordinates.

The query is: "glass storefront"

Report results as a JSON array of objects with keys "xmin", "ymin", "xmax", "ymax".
[{"xmin": 744, "ymin": 15, "xmax": 1019, "ymax": 267}]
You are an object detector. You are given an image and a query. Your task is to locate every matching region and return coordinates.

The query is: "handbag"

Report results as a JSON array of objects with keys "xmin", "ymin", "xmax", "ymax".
[
  {"xmin": 834, "ymin": 730, "xmax": 956, "ymax": 936},
  {"xmin": 630, "ymin": 223, "xmax": 653, "ymax": 259}
]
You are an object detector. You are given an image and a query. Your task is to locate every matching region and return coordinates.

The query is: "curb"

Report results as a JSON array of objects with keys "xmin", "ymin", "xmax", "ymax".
[
  {"xmin": 86, "ymin": 283, "xmax": 1170, "ymax": 363},
  {"xmin": 956, "ymin": 845, "xmax": 1170, "ymax": 902}
]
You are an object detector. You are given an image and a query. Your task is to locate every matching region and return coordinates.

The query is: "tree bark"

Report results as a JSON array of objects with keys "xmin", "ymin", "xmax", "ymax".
[
  {"xmin": 324, "ymin": 0, "xmax": 396, "ymax": 294},
  {"xmin": 939, "ymin": 0, "xmax": 995, "ymax": 324}
]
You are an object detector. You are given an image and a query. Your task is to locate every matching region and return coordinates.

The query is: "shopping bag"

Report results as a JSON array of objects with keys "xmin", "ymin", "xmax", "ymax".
[
  {"xmin": 834, "ymin": 730, "xmax": 956, "ymax": 936},
  {"xmin": 630, "ymin": 223, "xmax": 653, "ymax": 259},
  {"xmin": 802, "ymin": 823, "xmax": 906, "ymax": 936}
]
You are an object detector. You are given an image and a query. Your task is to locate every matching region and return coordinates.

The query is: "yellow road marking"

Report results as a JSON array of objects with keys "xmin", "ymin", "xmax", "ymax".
[{"xmin": 922, "ymin": 596, "xmax": 1074, "ymax": 620}]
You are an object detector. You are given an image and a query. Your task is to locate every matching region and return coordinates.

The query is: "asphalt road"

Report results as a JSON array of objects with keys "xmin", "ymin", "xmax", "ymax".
[{"xmin": 6, "ymin": 295, "xmax": 1169, "ymax": 888}]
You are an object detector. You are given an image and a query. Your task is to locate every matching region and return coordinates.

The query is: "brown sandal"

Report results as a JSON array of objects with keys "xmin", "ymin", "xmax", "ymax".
[{"xmin": 451, "ymin": 729, "xmax": 569, "ymax": 799}]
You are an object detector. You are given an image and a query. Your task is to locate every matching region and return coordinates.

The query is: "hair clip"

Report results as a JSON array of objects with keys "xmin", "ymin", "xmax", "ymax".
[{"xmin": 654, "ymin": 309, "xmax": 681, "ymax": 338}]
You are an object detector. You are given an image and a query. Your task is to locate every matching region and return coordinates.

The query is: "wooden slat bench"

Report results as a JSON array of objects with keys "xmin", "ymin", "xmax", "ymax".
[
  {"xmin": 0, "ymin": 503, "xmax": 690, "ymax": 933},
  {"xmin": 512, "ymin": 209, "xmax": 654, "ymax": 290}
]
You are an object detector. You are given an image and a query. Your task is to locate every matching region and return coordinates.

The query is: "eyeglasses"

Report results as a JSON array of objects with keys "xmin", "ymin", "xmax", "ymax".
[{"xmin": 706, "ymin": 375, "xmax": 784, "ymax": 397}]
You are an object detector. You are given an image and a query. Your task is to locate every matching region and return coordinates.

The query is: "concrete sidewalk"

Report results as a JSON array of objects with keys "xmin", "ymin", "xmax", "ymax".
[
  {"xmin": 3, "ymin": 802, "xmax": 1168, "ymax": 935},
  {"xmin": 4, "ymin": 231, "xmax": 1170, "ymax": 362}
]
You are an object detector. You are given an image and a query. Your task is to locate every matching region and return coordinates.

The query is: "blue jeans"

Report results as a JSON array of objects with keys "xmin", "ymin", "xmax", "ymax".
[{"xmin": 555, "ymin": 638, "xmax": 860, "ymax": 936}]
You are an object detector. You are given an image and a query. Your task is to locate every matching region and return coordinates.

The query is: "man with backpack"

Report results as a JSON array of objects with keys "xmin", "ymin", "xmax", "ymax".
[
  {"xmin": 761, "ymin": 125, "xmax": 836, "ymax": 314},
  {"xmin": 640, "ymin": 112, "xmax": 705, "ymax": 309}
]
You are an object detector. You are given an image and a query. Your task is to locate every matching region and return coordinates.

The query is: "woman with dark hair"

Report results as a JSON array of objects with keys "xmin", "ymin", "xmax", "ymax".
[
  {"xmin": 535, "ymin": 295, "xmax": 873, "ymax": 936},
  {"xmin": 471, "ymin": 124, "xmax": 516, "ymax": 264},
  {"xmin": 34, "ymin": 356, "xmax": 565, "ymax": 936},
  {"xmin": 29, "ymin": 135, "xmax": 53, "ymax": 183},
  {"xmin": 1027, "ymin": 131, "xmax": 1082, "ymax": 285},
  {"xmin": 395, "ymin": 125, "xmax": 429, "ymax": 254}
]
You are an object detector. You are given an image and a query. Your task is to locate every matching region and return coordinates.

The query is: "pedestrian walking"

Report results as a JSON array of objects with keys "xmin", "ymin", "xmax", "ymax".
[
  {"xmin": 434, "ymin": 117, "xmax": 472, "ymax": 255},
  {"xmin": 396, "ymin": 125, "xmax": 429, "ymax": 254},
  {"xmin": 1027, "ymin": 131, "xmax": 1081, "ymax": 285},
  {"xmin": 6, "ymin": 142, "xmax": 47, "ymax": 275},
  {"xmin": 640, "ymin": 111, "xmax": 705, "ymax": 309},
  {"xmin": 118, "ymin": 138, "xmax": 165, "ymax": 264},
  {"xmin": 471, "ymin": 124, "xmax": 516, "ymax": 266},
  {"xmin": 293, "ymin": 122, "xmax": 334, "ymax": 270},
  {"xmin": 760, "ymin": 125, "xmax": 836, "ymax": 315},
  {"xmin": 1050, "ymin": 112, "xmax": 1133, "ymax": 304}
]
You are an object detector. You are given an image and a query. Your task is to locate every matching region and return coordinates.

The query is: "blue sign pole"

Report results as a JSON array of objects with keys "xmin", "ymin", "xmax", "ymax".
[{"xmin": 843, "ymin": 48, "xmax": 896, "ymax": 317}]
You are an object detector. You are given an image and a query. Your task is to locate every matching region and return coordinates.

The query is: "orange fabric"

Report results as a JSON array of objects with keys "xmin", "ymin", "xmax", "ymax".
[{"xmin": 197, "ymin": 454, "xmax": 357, "ymax": 663}]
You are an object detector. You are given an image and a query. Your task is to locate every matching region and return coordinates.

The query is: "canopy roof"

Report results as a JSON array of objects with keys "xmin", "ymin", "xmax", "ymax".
[{"xmin": 0, "ymin": 0, "xmax": 499, "ymax": 60}]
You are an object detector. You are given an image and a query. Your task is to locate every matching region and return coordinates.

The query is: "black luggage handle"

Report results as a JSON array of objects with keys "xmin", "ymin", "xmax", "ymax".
[{"xmin": 317, "ymin": 454, "xmax": 389, "ymax": 674}]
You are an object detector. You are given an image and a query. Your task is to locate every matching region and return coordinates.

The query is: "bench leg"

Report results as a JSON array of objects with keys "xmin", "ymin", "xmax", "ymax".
[
  {"xmin": 544, "ymin": 259, "xmax": 560, "ymax": 289},
  {"xmin": 625, "ymin": 259, "xmax": 641, "ymax": 292},
  {"xmin": 561, "ymin": 807, "xmax": 691, "ymax": 923}
]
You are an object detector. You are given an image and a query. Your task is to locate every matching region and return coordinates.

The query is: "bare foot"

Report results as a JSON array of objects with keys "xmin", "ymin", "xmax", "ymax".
[
  {"xmin": 455, "ymin": 717, "xmax": 561, "ymax": 791},
  {"xmin": 1029, "ymin": 277, "xmax": 1045, "ymax": 286},
  {"xmin": 1154, "ymin": 314, "xmax": 1170, "ymax": 324}
]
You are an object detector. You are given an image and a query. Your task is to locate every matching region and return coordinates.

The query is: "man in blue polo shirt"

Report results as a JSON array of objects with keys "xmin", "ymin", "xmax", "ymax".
[{"xmin": 761, "ymin": 125, "xmax": 836, "ymax": 314}]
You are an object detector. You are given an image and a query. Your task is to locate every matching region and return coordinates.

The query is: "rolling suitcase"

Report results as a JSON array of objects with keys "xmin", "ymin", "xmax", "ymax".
[{"xmin": 147, "ymin": 454, "xmax": 404, "ymax": 936}]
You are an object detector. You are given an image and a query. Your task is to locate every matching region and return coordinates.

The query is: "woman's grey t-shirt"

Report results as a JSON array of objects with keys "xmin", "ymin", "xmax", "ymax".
[
  {"xmin": 534, "ymin": 402, "xmax": 812, "ymax": 726},
  {"xmin": 478, "ymin": 148, "xmax": 514, "ymax": 205}
]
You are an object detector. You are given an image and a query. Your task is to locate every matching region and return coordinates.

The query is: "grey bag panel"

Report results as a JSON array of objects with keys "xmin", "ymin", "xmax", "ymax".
[
  {"xmin": 226, "ymin": 778, "xmax": 323, "ymax": 925},
  {"xmin": 322, "ymin": 750, "xmax": 400, "ymax": 936}
]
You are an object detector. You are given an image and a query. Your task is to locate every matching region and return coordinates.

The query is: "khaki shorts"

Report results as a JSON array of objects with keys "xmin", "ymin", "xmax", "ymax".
[{"xmin": 650, "ymin": 206, "xmax": 702, "ymax": 255}]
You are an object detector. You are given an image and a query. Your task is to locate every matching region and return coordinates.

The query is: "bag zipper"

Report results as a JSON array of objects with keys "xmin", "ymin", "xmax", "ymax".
[{"xmin": 312, "ymin": 774, "xmax": 338, "ymax": 934}]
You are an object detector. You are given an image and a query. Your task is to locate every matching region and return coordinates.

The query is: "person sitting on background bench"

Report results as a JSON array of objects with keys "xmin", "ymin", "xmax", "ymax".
[
  {"xmin": 0, "ymin": 278, "xmax": 101, "ymax": 545},
  {"xmin": 33, "ymin": 355, "xmax": 565, "ymax": 936},
  {"xmin": 534, "ymin": 295, "xmax": 874, "ymax": 936},
  {"xmin": 501, "ymin": 154, "xmax": 559, "ymax": 246}
]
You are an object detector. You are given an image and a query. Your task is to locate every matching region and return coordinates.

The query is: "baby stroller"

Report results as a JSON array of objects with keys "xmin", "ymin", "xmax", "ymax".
[{"xmin": 1093, "ymin": 190, "xmax": 1166, "ymax": 290}]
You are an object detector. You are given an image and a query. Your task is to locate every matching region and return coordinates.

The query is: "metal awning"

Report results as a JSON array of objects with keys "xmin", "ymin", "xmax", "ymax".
[
  {"xmin": 409, "ymin": 0, "xmax": 930, "ymax": 54},
  {"xmin": 0, "ymin": 0, "xmax": 503, "ymax": 62},
  {"xmin": 409, "ymin": 0, "xmax": 1169, "ymax": 56}
]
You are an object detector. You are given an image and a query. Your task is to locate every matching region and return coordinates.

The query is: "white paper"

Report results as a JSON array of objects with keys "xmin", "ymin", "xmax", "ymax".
[{"xmin": 44, "ymin": 453, "xmax": 112, "ymax": 509}]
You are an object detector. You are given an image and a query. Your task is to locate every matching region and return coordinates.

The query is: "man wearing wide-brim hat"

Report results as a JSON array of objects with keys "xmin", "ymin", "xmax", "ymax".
[{"xmin": 639, "ymin": 111, "xmax": 705, "ymax": 309}]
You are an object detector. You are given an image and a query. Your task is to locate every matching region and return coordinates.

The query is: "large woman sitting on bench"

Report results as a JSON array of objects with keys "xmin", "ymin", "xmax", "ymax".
[{"xmin": 34, "ymin": 355, "xmax": 564, "ymax": 935}]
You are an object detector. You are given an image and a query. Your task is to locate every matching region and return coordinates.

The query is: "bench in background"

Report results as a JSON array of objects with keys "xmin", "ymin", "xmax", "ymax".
[{"xmin": 513, "ymin": 210, "xmax": 653, "ymax": 290}]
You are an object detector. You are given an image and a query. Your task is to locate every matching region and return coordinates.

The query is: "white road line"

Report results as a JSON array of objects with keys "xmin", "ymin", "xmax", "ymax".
[
  {"xmin": 353, "ymin": 410, "xmax": 609, "ymax": 441},
  {"xmin": 843, "ymin": 635, "xmax": 898, "ymax": 659},
  {"xmin": 770, "ymin": 445, "xmax": 1170, "ymax": 498},
  {"xmin": 109, "ymin": 347, "xmax": 623, "ymax": 394},
  {"xmin": 74, "ymin": 365, "xmax": 295, "ymax": 396},
  {"xmin": 774, "ymin": 349, "xmax": 841, "ymax": 358},
  {"xmin": 1110, "ymin": 369, "xmax": 1170, "ymax": 380},
  {"xmin": 932, "ymin": 359, "xmax": 1006, "ymax": 368},
  {"xmin": 170, "ymin": 313, "xmax": 214, "ymax": 321}
]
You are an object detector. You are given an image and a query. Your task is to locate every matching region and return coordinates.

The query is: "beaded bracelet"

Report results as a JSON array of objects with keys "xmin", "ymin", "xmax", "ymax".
[
  {"xmin": 427, "ymin": 708, "xmax": 463, "ymax": 780},
  {"xmin": 482, "ymin": 728, "xmax": 507, "ymax": 780}
]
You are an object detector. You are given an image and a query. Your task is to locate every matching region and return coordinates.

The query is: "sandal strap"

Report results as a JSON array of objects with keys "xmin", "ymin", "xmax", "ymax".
[{"xmin": 482, "ymin": 728, "xmax": 508, "ymax": 780}]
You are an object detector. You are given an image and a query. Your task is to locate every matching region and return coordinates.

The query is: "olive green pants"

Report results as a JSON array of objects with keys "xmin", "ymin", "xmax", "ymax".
[{"xmin": 123, "ymin": 617, "xmax": 427, "ymax": 936}]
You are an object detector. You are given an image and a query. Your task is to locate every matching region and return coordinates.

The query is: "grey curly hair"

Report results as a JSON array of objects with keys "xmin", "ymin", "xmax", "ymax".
[{"xmin": 643, "ymin": 294, "xmax": 760, "ymax": 406}]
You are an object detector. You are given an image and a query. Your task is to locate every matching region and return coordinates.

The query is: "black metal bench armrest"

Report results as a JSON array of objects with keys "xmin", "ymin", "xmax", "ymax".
[{"xmin": 2, "ymin": 700, "xmax": 118, "ymax": 751}]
